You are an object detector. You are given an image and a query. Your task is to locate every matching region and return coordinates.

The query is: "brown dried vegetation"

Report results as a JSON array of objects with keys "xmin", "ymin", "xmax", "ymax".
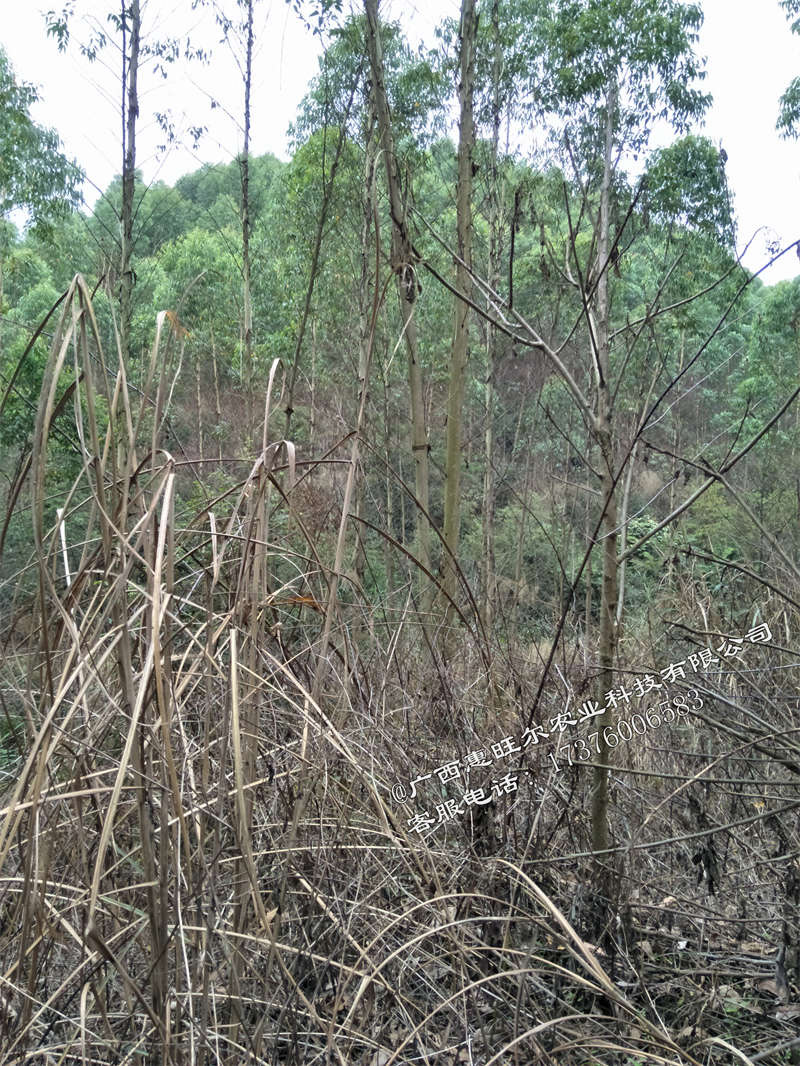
[{"xmin": 0, "ymin": 279, "xmax": 799, "ymax": 1065}]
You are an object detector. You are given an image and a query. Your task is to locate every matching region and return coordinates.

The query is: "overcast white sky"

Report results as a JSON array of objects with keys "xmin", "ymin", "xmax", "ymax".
[{"xmin": 1, "ymin": 0, "xmax": 799, "ymax": 281}]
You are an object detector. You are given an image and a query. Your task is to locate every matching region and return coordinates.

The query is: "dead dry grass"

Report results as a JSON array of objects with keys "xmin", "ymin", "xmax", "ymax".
[{"xmin": 0, "ymin": 278, "xmax": 798, "ymax": 1065}]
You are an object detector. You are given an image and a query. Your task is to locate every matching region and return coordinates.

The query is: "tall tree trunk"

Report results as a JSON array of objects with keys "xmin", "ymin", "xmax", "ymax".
[
  {"xmin": 284, "ymin": 81, "xmax": 358, "ymax": 438},
  {"xmin": 354, "ymin": 104, "xmax": 378, "ymax": 592},
  {"xmin": 240, "ymin": 0, "xmax": 254, "ymax": 444},
  {"xmin": 120, "ymin": 0, "xmax": 140, "ymax": 367},
  {"xmin": 211, "ymin": 326, "xmax": 223, "ymax": 463},
  {"xmin": 229, "ymin": 3, "xmax": 258, "ymax": 979},
  {"xmin": 615, "ymin": 440, "xmax": 637, "ymax": 627},
  {"xmin": 584, "ymin": 546, "xmax": 592, "ymax": 667},
  {"xmin": 384, "ymin": 378, "xmax": 395, "ymax": 593},
  {"xmin": 196, "ymin": 353, "xmax": 204, "ymax": 463},
  {"xmin": 512, "ymin": 449, "xmax": 531, "ymax": 648},
  {"xmin": 482, "ymin": 0, "xmax": 502, "ymax": 635},
  {"xmin": 666, "ymin": 330, "xmax": 685, "ymax": 588},
  {"xmin": 309, "ymin": 317, "xmax": 317, "ymax": 451},
  {"xmin": 364, "ymin": 0, "xmax": 431, "ymax": 582},
  {"xmin": 591, "ymin": 82, "xmax": 619, "ymax": 862},
  {"xmin": 118, "ymin": 2, "xmax": 156, "ymax": 1021},
  {"xmin": 442, "ymin": 0, "xmax": 477, "ymax": 621}
]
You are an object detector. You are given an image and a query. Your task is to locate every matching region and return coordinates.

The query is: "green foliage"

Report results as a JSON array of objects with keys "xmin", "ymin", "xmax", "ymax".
[
  {"xmin": 284, "ymin": 0, "xmax": 344, "ymax": 39},
  {"xmin": 738, "ymin": 280, "xmax": 800, "ymax": 408},
  {"xmin": 778, "ymin": 0, "xmax": 800, "ymax": 136},
  {"xmin": 644, "ymin": 135, "xmax": 734, "ymax": 245},
  {"xmin": 175, "ymin": 154, "xmax": 282, "ymax": 230},
  {"xmin": 1, "ymin": 8, "xmax": 798, "ymax": 675},
  {"xmin": 467, "ymin": 0, "xmax": 547, "ymax": 129},
  {"xmin": 1, "ymin": 246, "xmax": 52, "ymax": 307},
  {"xmin": 683, "ymin": 484, "xmax": 740, "ymax": 556},
  {"xmin": 2, "ymin": 16, "xmax": 800, "ymax": 1060},
  {"xmin": 0, "ymin": 46, "xmax": 82, "ymax": 231},
  {"xmin": 778, "ymin": 75, "xmax": 800, "ymax": 138},
  {"xmin": 88, "ymin": 172, "xmax": 194, "ymax": 263},
  {"xmin": 781, "ymin": 0, "xmax": 800, "ymax": 29},
  {"xmin": 1, "ymin": 279, "xmax": 61, "ymax": 447},
  {"xmin": 148, "ymin": 227, "xmax": 241, "ymax": 373},
  {"xmin": 540, "ymin": 0, "xmax": 709, "ymax": 148},
  {"xmin": 153, "ymin": 228, "xmax": 237, "ymax": 330},
  {"xmin": 25, "ymin": 212, "xmax": 95, "ymax": 291},
  {"xmin": 621, "ymin": 514, "xmax": 671, "ymax": 612},
  {"xmin": 292, "ymin": 13, "xmax": 446, "ymax": 155}
]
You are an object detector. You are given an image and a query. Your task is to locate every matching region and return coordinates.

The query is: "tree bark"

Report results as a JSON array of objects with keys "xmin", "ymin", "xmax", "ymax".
[
  {"xmin": 442, "ymin": 0, "xmax": 477, "ymax": 620},
  {"xmin": 120, "ymin": 0, "xmax": 140, "ymax": 366},
  {"xmin": 364, "ymin": 0, "xmax": 431, "ymax": 581},
  {"xmin": 196, "ymin": 352, "xmax": 204, "ymax": 463},
  {"xmin": 211, "ymin": 325, "xmax": 222, "ymax": 463},
  {"xmin": 591, "ymin": 81, "xmax": 619, "ymax": 862},
  {"xmin": 240, "ymin": 0, "xmax": 254, "ymax": 443},
  {"xmin": 354, "ymin": 103, "xmax": 378, "ymax": 592},
  {"xmin": 283, "ymin": 77, "xmax": 359, "ymax": 439},
  {"xmin": 482, "ymin": 0, "xmax": 502, "ymax": 635}
]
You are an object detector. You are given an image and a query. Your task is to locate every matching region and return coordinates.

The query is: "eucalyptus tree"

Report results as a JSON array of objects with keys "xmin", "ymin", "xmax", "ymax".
[
  {"xmin": 45, "ymin": 3, "xmax": 207, "ymax": 367},
  {"xmin": 287, "ymin": 15, "xmax": 387, "ymax": 593},
  {"xmin": 88, "ymin": 173, "xmax": 193, "ymax": 264},
  {"xmin": 420, "ymin": 0, "xmax": 550, "ymax": 626},
  {"xmin": 470, "ymin": 0, "xmax": 546, "ymax": 629},
  {"xmin": 440, "ymin": 0, "xmax": 478, "ymax": 622},
  {"xmin": 191, "ymin": 0, "xmax": 268, "ymax": 441},
  {"xmin": 225, "ymin": 0, "xmax": 257, "ymax": 437},
  {"xmin": 0, "ymin": 45, "xmax": 81, "ymax": 340},
  {"xmin": 778, "ymin": 0, "xmax": 800, "ymax": 137},
  {"xmin": 282, "ymin": 16, "xmax": 370, "ymax": 440},
  {"xmin": 516, "ymin": 0, "xmax": 714, "ymax": 859},
  {"xmin": 364, "ymin": 0, "xmax": 434, "ymax": 581},
  {"xmin": 479, "ymin": 0, "xmax": 508, "ymax": 633},
  {"xmin": 47, "ymin": 2, "xmax": 141, "ymax": 365},
  {"xmin": 0, "ymin": 46, "xmax": 82, "ymax": 235},
  {"xmin": 241, "ymin": 0, "xmax": 255, "ymax": 436}
]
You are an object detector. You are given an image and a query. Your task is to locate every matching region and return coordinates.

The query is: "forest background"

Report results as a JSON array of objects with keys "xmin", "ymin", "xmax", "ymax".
[{"xmin": 1, "ymin": 0, "xmax": 800, "ymax": 1063}]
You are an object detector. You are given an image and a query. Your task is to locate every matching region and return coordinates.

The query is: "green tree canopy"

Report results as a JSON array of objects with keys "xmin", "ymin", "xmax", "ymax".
[
  {"xmin": 644, "ymin": 134, "xmax": 734, "ymax": 245},
  {"xmin": 778, "ymin": 0, "xmax": 800, "ymax": 136},
  {"xmin": 538, "ymin": 0, "xmax": 710, "ymax": 157},
  {"xmin": 0, "ymin": 46, "xmax": 83, "ymax": 230}
]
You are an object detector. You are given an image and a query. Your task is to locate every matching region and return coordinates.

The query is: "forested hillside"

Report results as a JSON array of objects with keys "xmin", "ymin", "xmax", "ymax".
[{"xmin": 1, "ymin": 1, "xmax": 800, "ymax": 1063}]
